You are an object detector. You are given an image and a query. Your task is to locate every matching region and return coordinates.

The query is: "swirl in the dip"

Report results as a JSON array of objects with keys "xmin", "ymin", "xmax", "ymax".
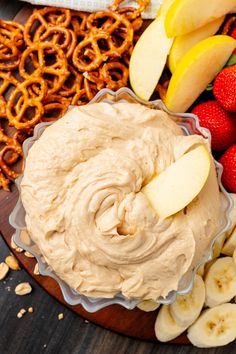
[{"xmin": 21, "ymin": 103, "xmax": 222, "ymax": 300}]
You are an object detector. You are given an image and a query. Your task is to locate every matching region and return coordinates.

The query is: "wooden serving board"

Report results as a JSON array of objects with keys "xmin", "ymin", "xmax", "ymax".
[{"xmin": 0, "ymin": 5, "xmax": 190, "ymax": 344}]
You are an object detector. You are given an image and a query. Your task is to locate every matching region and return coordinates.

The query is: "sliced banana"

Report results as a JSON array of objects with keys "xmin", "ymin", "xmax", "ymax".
[
  {"xmin": 137, "ymin": 300, "xmax": 160, "ymax": 312},
  {"xmin": 232, "ymin": 246, "xmax": 236, "ymax": 268},
  {"xmin": 204, "ymin": 258, "xmax": 217, "ymax": 276},
  {"xmin": 187, "ymin": 303, "xmax": 236, "ymax": 348},
  {"xmin": 205, "ymin": 256, "xmax": 236, "ymax": 308},
  {"xmin": 222, "ymin": 227, "xmax": 236, "ymax": 256},
  {"xmin": 169, "ymin": 275, "xmax": 205, "ymax": 327},
  {"xmin": 212, "ymin": 233, "xmax": 227, "ymax": 259},
  {"xmin": 155, "ymin": 305, "xmax": 187, "ymax": 342},
  {"xmin": 197, "ymin": 264, "xmax": 205, "ymax": 277}
]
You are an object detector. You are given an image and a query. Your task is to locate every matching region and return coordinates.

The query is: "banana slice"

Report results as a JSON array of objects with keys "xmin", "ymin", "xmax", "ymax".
[
  {"xmin": 222, "ymin": 227, "xmax": 236, "ymax": 256},
  {"xmin": 137, "ymin": 300, "xmax": 160, "ymax": 312},
  {"xmin": 212, "ymin": 233, "xmax": 227, "ymax": 258},
  {"xmin": 205, "ymin": 256, "xmax": 236, "ymax": 307},
  {"xmin": 169, "ymin": 275, "xmax": 205, "ymax": 326},
  {"xmin": 232, "ymin": 246, "xmax": 236, "ymax": 268},
  {"xmin": 197, "ymin": 264, "xmax": 205, "ymax": 277},
  {"xmin": 155, "ymin": 305, "xmax": 187, "ymax": 342},
  {"xmin": 187, "ymin": 303, "xmax": 236, "ymax": 348}
]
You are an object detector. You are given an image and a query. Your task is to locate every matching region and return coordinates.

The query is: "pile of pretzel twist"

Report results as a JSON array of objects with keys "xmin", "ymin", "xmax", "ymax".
[{"xmin": 0, "ymin": 1, "xmax": 150, "ymax": 190}]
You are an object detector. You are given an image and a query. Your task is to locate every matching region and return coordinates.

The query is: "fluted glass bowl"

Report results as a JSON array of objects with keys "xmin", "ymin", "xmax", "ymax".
[{"xmin": 9, "ymin": 88, "xmax": 233, "ymax": 313}]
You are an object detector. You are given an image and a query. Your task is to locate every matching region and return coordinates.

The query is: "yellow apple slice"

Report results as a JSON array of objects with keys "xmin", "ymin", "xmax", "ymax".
[
  {"xmin": 164, "ymin": 35, "xmax": 236, "ymax": 113},
  {"xmin": 165, "ymin": 0, "xmax": 236, "ymax": 37},
  {"xmin": 129, "ymin": 0, "xmax": 174, "ymax": 101},
  {"xmin": 142, "ymin": 145, "xmax": 211, "ymax": 219},
  {"xmin": 168, "ymin": 17, "xmax": 225, "ymax": 73}
]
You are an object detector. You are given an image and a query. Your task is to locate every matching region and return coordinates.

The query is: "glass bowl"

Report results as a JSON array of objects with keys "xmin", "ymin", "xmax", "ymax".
[{"xmin": 9, "ymin": 87, "xmax": 233, "ymax": 312}]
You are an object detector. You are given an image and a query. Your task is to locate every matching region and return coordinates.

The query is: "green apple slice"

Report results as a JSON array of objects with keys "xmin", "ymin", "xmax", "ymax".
[
  {"xmin": 164, "ymin": 35, "xmax": 236, "ymax": 113},
  {"xmin": 129, "ymin": 0, "xmax": 174, "ymax": 101},
  {"xmin": 168, "ymin": 16, "xmax": 225, "ymax": 73},
  {"xmin": 165, "ymin": 0, "xmax": 236, "ymax": 37},
  {"xmin": 142, "ymin": 145, "xmax": 211, "ymax": 219}
]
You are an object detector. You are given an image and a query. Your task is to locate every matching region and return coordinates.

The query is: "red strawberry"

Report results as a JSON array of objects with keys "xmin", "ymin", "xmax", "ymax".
[
  {"xmin": 231, "ymin": 27, "xmax": 236, "ymax": 40},
  {"xmin": 191, "ymin": 101, "xmax": 236, "ymax": 151},
  {"xmin": 213, "ymin": 64, "xmax": 236, "ymax": 112},
  {"xmin": 219, "ymin": 144, "xmax": 236, "ymax": 193}
]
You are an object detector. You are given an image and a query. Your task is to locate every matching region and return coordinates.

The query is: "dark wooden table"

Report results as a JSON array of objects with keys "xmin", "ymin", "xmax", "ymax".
[{"xmin": 0, "ymin": 1, "xmax": 235, "ymax": 353}]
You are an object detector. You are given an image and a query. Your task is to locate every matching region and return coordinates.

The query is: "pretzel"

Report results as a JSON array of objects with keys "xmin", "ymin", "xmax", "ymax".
[
  {"xmin": 0, "ymin": 20, "xmax": 24, "ymax": 49},
  {"xmin": 72, "ymin": 77, "xmax": 98, "ymax": 105},
  {"xmin": 0, "ymin": 168, "xmax": 10, "ymax": 190},
  {"xmin": 41, "ymin": 95, "xmax": 70, "ymax": 122},
  {"xmin": 101, "ymin": 62, "xmax": 129, "ymax": 90},
  {"xmin": 117, "ymin": 8, "xmax": 143, "ymax": 32},
  {"xmin": 73, "ymin": 21, "xmax": 133, "ymax": 72},
  {"xmin": 86, "ymin": 11, "xmax": 133, "ymax": 56},
  {"xmin": 83, "ymin": 70, "xmax": 105, "ymax": 90},
  {"xmin": 110, "ymin": 0, "xmax": 150, "ymax": 16},
  {"xmin": 0, "ymin": 71, "xmax": 19, "ymax": 95},
  {"xmin": 73, "ymin": 32, "xmax": 110, "ymax": 72},
  {"xmin": 59, "ymin": 65, "xmax": 83, "ymax": 98},
  {"xmin": 0, "ymin": 72, "xmax": 19, "ymax": 117},
  {"xmin": 70, "ymin": 11, "xmax": 89, "ymax": 36},
  {"xmin": 0, "ymin": 126, "xmax": 23, "ymax": 190},
  {"xmin": 39, "ymin": 7, "xmax": 71, "ymax": 27},
  {"xmin": 6, "ymin": 78, "xmax": 46, "ymax": 130},
  {"xmin": 0, "ymin": 96, "xmax": 6, "ymax": 117},
  {"xmin": 19, "ymin": 42, "xmax": 69, "ymax": 94},
  {"xmin": 27, "ymin": 22, "xmax": 77, "ymax": 59},
  {"xmin": 0, "ymin": 35, "xmax": 20, "ymax": 70}
]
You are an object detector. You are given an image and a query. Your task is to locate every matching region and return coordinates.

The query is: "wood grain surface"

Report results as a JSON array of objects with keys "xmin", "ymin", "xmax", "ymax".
[{"xmin": 0, "ymin": 1, "xmax": 235, "ymax": 354}]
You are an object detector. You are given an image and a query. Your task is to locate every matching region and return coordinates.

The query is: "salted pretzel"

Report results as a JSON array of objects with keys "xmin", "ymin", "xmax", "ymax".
[
  {"xmin": 117, "ymin": 8, "xmax": 143, "ymax": 32},
  {"xmin": 0, "ymin": 168, "xmax": 10, "ymax": 190},
  {"xmin": 0, "ymin": 96, "xmax": 6, "ymax": 117},
  {"xmin": 39, "ymin": 7, "xmax": 71, "ymax": 27},
  {"xmin": 110, "ymin": 0, "xmax": 150, "ymax": 18},
  {"xmin": 86, "ymin": 11, "xmax": 133, "ymax": 56},
  {"xmin": 0, "ymin": 126, "xmax": 23, "ymax": 190},
  {"xmin": 72, "ymin": 77, "xmax": 98, "ymax": 105},
  {"xmin": 24, "ymin": 7, "xmax": 71, "ymax": 47},
  {"xmin": 0, "ymin": 35, "xmax": 20, "ymax": 71},
  {"xmin": 19, "ymin": 42, "xmax": 69, "ymax": 94},
  {"xmin": 70, "ymin": 11, "xmax": 89, "ymax": 36},
  {"xmin": 73, "ymin": 32, "xmax": 110, "ymax": 72},
  {"xmin": 6, "ymin": 77, "xmax": 46, "ymax": 130},
  {"xmin": 101, "ymin": 61, "xmax": 128, "ymax": 90},
  {"xmin": 83, "ymin": 70, "xmax": 105, "ymax": 90},
  {"xmin": 0, "ymin": 20, "xmax": 24, "ymax": 49},
  {"xmin": 59, "ymin": 65, "xmax": 83, "ymax": 98},
  {"xmin": 32, "ymin": 25, "xmax": 77, "ymax": 58},
  {"xmin": 0, "ymin": 72, "xmax": 19, "ymax": 117},
  {"xmin": 41, "ymin": 95, "xmax": 70, "ymax": 122}
]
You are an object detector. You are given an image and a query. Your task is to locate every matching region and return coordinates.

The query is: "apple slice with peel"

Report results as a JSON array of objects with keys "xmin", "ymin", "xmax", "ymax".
[
  {"xmin": 168, "ymin": 16, "xmax": 225, "ymax": 73},
  {"xmin": 129, "ymin": 0, "xmax": 174, "ymax": 101},
  {"xmin": 165, "ymin": 0, "xmax": 236, "ymax": 37},
  {"xmin": 165, "ymin": 35, "xmax": 236, "ymax": 113},
  {"xmin": 142, "ymin": 145, "xmax": 211, "ymax": 219}
]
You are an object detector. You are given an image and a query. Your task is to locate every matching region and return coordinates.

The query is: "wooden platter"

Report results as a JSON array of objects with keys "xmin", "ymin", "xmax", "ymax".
[{"xmin": 0, "ymin": 5, "xmax": 190, "ymax": 344}]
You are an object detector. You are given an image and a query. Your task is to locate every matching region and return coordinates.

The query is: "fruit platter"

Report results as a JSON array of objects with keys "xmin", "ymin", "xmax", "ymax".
[{"xmin": 0, "ymin": 0, "xmax": 236, "ymax": 349}]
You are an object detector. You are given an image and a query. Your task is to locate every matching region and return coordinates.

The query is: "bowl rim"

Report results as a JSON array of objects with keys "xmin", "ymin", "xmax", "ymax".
[{"xmin": 9, "ymin": 87, "xmax": 234, "ymax": 312}]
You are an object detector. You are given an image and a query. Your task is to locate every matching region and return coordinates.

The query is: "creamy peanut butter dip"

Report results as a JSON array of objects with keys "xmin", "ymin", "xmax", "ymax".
[{"xmin": 21, "ymin": 103, "xmax": 222, "ymax": 301}]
